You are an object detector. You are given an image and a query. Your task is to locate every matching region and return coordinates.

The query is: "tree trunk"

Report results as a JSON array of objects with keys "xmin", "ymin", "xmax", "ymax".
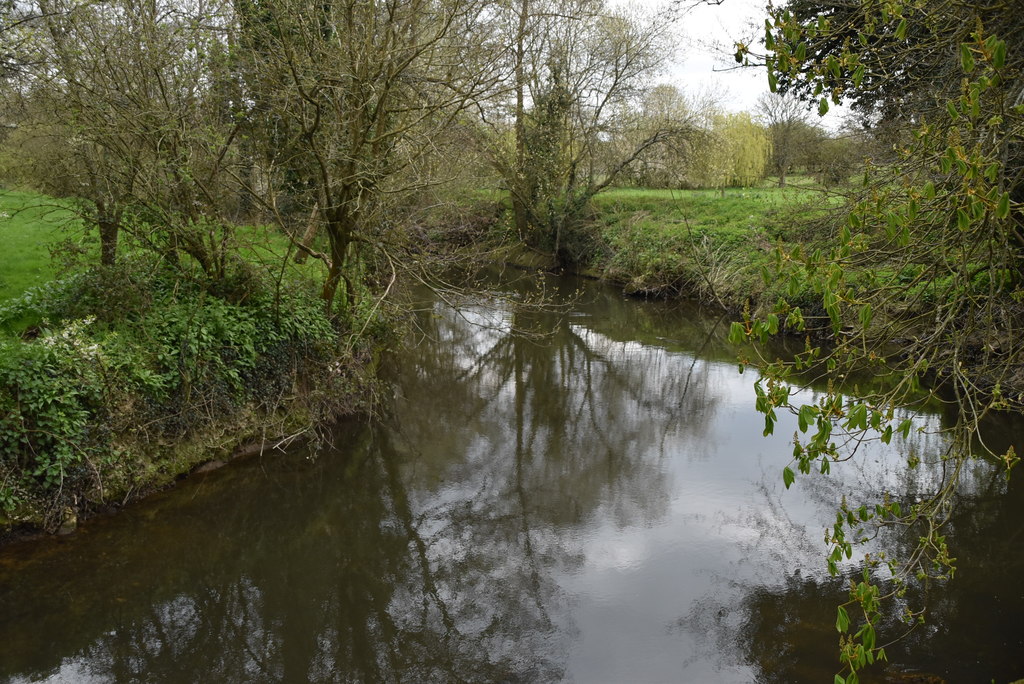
[
  {"xmin": 294, "ymin": 203, "xmax": 320, "ymax": 264},
  {"xmin": 94, "ymin": 200, "xmax": 119, "ymax": 266},
  {"xmin": 98, "ymin": 219, "xmax": 119, "ymax": 266},
  {"xmin": 321, "ymin": 212, "xmax": 353, "ymax": 317},
  {"xmin": 512, "ymin": 0, "xmax": 530, "ymax": 243}
]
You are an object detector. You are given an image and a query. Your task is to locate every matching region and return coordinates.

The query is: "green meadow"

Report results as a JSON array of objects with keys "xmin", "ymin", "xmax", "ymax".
[{"xmin": 0, "ymin": 190, "xmax": 80, "ymax": 301}]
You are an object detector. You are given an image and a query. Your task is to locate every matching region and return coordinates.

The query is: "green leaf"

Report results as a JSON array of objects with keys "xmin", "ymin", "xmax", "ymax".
[
  {"xmin": 895, "ymin": 18, "xmax": 907, "ymax": 39},
  {"xmin": 960, "ymin": 43, "xmax": 975, "ymax": 73},
  {"xmin": 946, "ymin": 101, "xmax": 959, "ymax": 120},
  {"xmin": 836, "ymin": 605, "xmax": 850, "ymax": 632},
  {"xmin": 783, "ymin": 466, "xmax": 795, "ymax": 489},
  {"xmin": 798, "ymin": 404, "xmax": 816, "ymax": 432},
  {"xmin": 997, "ymin": 192, "xmax": 1011, "ymax": 219},
  {"xmin": 728, "ymin": 321, "xmax": 746, "ymax": 344},
  {"xmin": 957, "ymin": 208, "xmax": 970, "ymax": 230},
  {"xmin": 818, "ymin": 97, "xmax": 830, "ymax": 116},
  {"xmin": 858, "ymin": 303, "xmax": 872, "ymax": 329},
  {"xmin": 847, "ymin": 403, "xmax": 868, "ymax": 430},
  {"xmin": 834, "ymin": 676, "xmax": 846, "ymax": 684},
  {"xmin": 993, "ymin": 40, "xmax": 1006, "ymax": 69},
  {"xmin": 862, "ymin": 623, "xmax": 876, "ymax": 651}
]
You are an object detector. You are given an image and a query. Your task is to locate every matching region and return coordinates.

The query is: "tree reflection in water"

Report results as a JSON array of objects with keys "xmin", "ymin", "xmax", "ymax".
[
  {"xmin": 1, "ymin": 273, "xmax": 1022, "ymax": 683},
  {"xmin": 677, "ymin": 409, "xmax": 1024, "ymax": 684}
]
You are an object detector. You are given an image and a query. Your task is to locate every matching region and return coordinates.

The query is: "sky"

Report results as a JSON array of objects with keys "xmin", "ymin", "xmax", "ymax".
[
  {"xmin": 631, "ymin": 0, "xmax": 848, "ymax": 128},
  {"xmin": 669, "ymin": 0, "xmax": 766, "ymax": 110}
]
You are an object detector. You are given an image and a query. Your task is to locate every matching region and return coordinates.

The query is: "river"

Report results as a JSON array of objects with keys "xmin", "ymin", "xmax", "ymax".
[{"xmin": 1, "ymin": 271, "xmax": 1022, "ymax": 683}]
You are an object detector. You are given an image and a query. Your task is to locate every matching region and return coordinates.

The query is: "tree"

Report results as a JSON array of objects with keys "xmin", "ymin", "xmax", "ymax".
[
  {"xmin": 476, "ymin": 0, "xmax": 681, "ymax": 265},
  {"xmin": 7, "ymin": 0, "xmax": 243, "ymax": 271},
  {"xmin": 735, "ymin": 0, "xmax": 1024, "ymax": 679},
  {"xmin": 686, "ymin": 111, "xmax": 770, "ymax": 190},
  {"xmin": 0, "ymin": 0, "xmax": 39, "ymax": 81},
  {"xmin": 757, "ymin": 0, "xmax": 1022, "ymax": 129},
  {"xmin": 756, "ymin": 91, "xmax": 810, "ymax": 187},
  {"xmin": 607, "ymin": 84, "xmax": 712, "ymax": 188},
  {"xmin": 233, "ymin": 0, "xmax": 501, "ymax": 315}
]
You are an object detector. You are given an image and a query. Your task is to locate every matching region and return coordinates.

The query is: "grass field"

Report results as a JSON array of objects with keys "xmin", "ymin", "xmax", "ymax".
[
  {"xmin": 0, "ymin": 189, "xmax": 327, "ymax": 305},
  {"xmin": 579, "ymin": 182, "xmax": 839, "ymax": 303},
  {"xmin": 0, "ymin": 190, "xmax": 80, "ymax": 301}
]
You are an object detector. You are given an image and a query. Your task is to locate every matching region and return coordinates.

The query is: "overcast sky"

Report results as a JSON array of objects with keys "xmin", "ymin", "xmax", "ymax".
[
  {"xmin": 628, "ymin": 0, "xmax": 847, "ymax": 127},
  {"xmin": 669, "ymin": 0, "xmax": 766, "ymax": 110}
]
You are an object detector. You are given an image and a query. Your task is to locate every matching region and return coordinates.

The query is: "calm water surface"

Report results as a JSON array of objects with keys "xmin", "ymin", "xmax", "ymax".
[{"xmin": 1, "ymin": 273, "xmax": 1023, "ymax": 683}]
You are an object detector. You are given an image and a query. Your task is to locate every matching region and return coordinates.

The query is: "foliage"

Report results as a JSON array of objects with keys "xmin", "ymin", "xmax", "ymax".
[
  {"xmin": 0, "ymin": 319, "xmax": 106, "ymax": 520},
  {"xmin": 686, "ymin": 112, "xmax": 772, "ymax": 190},
  {"xmin": 476, "ymin": 0, "xmax": 681, "ymax": 266},
  {"xmin": 0, "ymin": 260, "xmax": 362, "ymax": 531},
  {"xmin": 736, "ymin": 0, "xmax": 1024, "ymax": 679}
]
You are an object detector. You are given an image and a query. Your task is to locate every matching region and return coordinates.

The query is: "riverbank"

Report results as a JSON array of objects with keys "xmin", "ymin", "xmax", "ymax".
[
  {"xmin": 427, "ymin": 183, "xmax": 842, "ymax": 314},
  {"xmin": 0, "ymin": 190, "xmax": 386, "ymax": 540}
]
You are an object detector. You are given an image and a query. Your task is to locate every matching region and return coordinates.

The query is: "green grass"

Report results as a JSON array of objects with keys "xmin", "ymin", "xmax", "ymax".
[
  {"xmin": 592, "ymin": 184, "xmax": 826, "ymax": 236},
  {"xmin": 233, "ymin": 222, "xmax": 328, "ymax": 283},
  {"xmin": 0, "ymin": 189, "xmax": 328, "ymax": 305},
  {"xmin": 0, "ymin": 190, "xmax": 81, "ymax": 301},
  {"xmin": 580, "ymin": 183, "xmax": 837, "ymax": 302}
]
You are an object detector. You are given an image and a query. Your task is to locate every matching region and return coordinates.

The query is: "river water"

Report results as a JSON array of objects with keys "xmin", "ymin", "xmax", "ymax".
[{"xmin": 1, "ymin": 272, "xmax": 1022, "ymax": 683}]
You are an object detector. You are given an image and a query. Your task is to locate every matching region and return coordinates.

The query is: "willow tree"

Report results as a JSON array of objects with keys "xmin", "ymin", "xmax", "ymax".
[
  {"xmin": 234, "ymin": 0, "xmax": 502, "ymax": 315},
  {"xmin": 686, "ymin": 111, "xmax": 770, "ymax": 190},
  {"xmin": 735, "ymin": 0, "xmax": 1024, "ymax": 679}
]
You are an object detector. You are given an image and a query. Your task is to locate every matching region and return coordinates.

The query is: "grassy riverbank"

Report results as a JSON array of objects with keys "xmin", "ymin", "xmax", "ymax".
[
  {"xmin": 453, "ymin": 181, "xmax": 843, "ymax": 312},
  {"xmin": 589, "ymin": 184, "xmax": 833, "ymax": 305},
  {"xmin": 0, "ymin": 190, "xmax": 384, "ymax": 538}
]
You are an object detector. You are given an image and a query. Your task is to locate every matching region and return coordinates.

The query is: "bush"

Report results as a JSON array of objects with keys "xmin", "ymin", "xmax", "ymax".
[{"xmin": 0, "ymin": 265, "xmax": 360, "ymax": 531}]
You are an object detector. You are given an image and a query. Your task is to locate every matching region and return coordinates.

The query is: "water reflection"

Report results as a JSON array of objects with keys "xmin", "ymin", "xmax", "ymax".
[{"xmin": 1, "ymin": 273, "xmax": 1022, "ymax": 683}]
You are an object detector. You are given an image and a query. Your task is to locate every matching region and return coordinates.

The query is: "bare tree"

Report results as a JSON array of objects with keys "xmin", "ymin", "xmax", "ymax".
[
  {"xmin": 233, "ymin": 0, "xmax": 504, "ymax": 315},
  {"xmin": 756, "ymin": 91, "xmax": 810, "ymax": 187},
  {"xmin": 10, "ymin": 0, "xmax": 242, "ymax": 271}
]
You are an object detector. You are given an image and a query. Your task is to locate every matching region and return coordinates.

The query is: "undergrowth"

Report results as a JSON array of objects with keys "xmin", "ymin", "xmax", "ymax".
[{"xmin": 0, "ymin": 254, "xmax": 380, "ymax": 533}]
